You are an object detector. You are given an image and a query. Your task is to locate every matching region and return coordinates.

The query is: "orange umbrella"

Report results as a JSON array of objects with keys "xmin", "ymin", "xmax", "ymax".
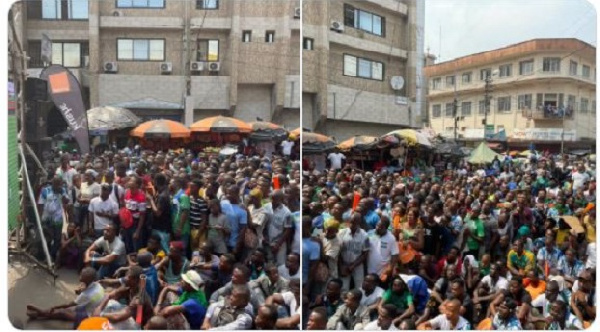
[
  {"xmin": 130, "ymin": 119, "xmax": 190, "ymax": 139},
  {"xmin": 337, "ymin": 135, "xmax": 378, "ymax": 151},
  {"xmin": 77, "ymin": 317, "xmax": 112, "ymax": 330},
  {"xmin": 302, "ymin": 131, "xmax": 336, "ymax": 154},
  {"xmin": 249, "ymin": 121, "xmax": 288, "ymax": 140},
  {"xmin": 190, "ymin": 116, "xmax": 251, "ymax": 133},
  {"xmin": 290, "ymin": 127, "xmax": 301, "ymax": 138}
]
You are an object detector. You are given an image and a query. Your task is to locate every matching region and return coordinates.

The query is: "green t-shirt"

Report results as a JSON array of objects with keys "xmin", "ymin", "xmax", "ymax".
[
  {"xmin": 172, "ymin": 191, "xmax": 191, "ymax": 235},
  {"xmin": 382, "ymin": 289, "xmax": 413, "ymax": 311},
  {"xmin": 466, "ymin": 217, "xmax": 484, "ymax": 251}
]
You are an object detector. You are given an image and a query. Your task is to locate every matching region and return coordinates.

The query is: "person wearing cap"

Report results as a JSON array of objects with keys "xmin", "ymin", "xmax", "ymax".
[
  {"xmin": 88, "ymin": 183, "xmax": 119, "ymax": 239},
  {"xmin": 154, "ymin": 270, "xmax": 207, "ymax": 330}
]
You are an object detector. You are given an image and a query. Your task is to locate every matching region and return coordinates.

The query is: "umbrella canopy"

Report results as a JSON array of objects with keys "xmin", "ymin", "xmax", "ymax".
[
  {"xmin": 468, "ymin": 142, "xmax": 503, "ymax": 164},
  {"xmin": 289, "ymin": 127, "xmax": 301, "ymax": 139},
  {"xmin": 337, "ymin": 135, "xmax": 379, "ymax": 151},
  {"xmin": 190, "ymin": 116, "xmax": 252, "ymax": 133},
  {"xmin": 130, "ymin": 119, "xmax": 190, "ymax": 139},
  {"xmin": 383, "ymin": 129, "xmax": 432, "ymax": 147},
  {"xmin": 87, "ymin": 106, "xmax": 141, "ymax": 131},
  {"xmin": 302, "ymin": 131, "xmax": 336, "ymax": 154},
  {"xmin": 249, "ymin": 121, "xmax": 288, "ymax": 141},
  {"xmin": 434, "ymin": 141, "xmax": 465, "ymax": 156}
]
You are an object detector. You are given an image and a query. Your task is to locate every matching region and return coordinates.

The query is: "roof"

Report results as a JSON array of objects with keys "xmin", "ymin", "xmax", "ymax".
[{"xmin": 424, "ymin": 38, "xmax": 596, "ymax": 77}]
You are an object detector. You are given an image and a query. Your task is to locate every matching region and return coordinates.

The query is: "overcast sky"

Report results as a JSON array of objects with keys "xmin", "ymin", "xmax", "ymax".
[{"xmin": 424, "ymin": 0, "xmax": 597, "ymax": 62}]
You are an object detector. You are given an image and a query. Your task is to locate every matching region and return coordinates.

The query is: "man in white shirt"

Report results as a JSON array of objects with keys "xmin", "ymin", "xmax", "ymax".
[
  {"xmin": 280, "ymin": 139, "xmax": 295, "ymax": 158},
  {"xmin": 104, "ymin": 171, "xmax": 124, "ymax": 208},
  {"xmin": 420, "ymin": 299, "xmax": 471, "ymax": 330},
  {"xmin": 362, "ymin": 304, "xmax": 398, "ymax": 330},
  {"xmin": 360, "ymin": 274, "xmax": 384, "ymax": 317},
  {"xmin": 572, "ymin": 164, "xmax": 590, "ymax": 193},
  {"xmin": 338, "ymin": 213, "xmax": 370, "ymax": 292},
  {"xmin": 84, "ymin": 223, "xmax": 127, "ymax": 280},
  {"xmin": 367, "ymin": 219, "xmax": 399, "ymax": 277},
  {"xmin": 88, "ymin": 184, "xmax": 119, "ymax": 239},
  {"xmin": 327, "ymin": 151, "xmax": 346, "ymax": 170}
]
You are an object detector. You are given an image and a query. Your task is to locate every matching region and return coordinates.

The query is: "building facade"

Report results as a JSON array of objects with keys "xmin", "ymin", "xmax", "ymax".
[
  {"xmin": 302, "ymin": 0, "xmax": 424, "ymax": 141},
  {"xmin": 425, "ymin": 38, "xmax": 596, "ymax": 149},
  {"xmin": 17, "ymin": 0, "xmax": 300, "ymax": 129}
]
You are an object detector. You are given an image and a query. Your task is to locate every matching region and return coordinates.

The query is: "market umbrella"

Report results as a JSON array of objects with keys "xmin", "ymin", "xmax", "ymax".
[
  {"xmin": 130, "ymin": 119, "xmax": 190, "ymax": 139},
  {"xmin": 382, "ymin": 129, "xmax": 432, "ymax": 147},
  {"xmin": 290, "ymin": 127, "xmax": 301, "ymax": 139},
  {"xmin": 249, "ymin": 121, "xmax": 289, "ymax": 141},
  {"xmin": 434, "ymin": 141, "xmax": 464, "ymax": 156},
  {"xmin": 190, "ymin": 116, "xmax": 252, "ymax": 133},
  {"xmin": 87, "ymin": 106, "xmax": 141, "ymax": 131},
  {"xmin": 337, "ymin": 135, "xmax": 379, "ymax": 151},
  {"xmin": 302, "ymin": 131, "xmax": 336, "ymax": 154},
  {"xmin": 467, "ymin": 142, "xmax": 503, "ymax": 164}
]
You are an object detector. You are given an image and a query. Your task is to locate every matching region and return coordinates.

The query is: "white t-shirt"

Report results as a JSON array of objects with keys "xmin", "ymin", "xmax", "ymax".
[
  {"xmin": 93, "ymin": 236, "xmax": 127, "ymax": 266},
  {"xmin": 479, "ymin": 275, "xmax": 509, "ymax": 293},
  {"xmin": 88, "ymin": 197, "xmax": 119, "ymax": 231},
  {"xmin": 586, "ymin": 242, "xmax": 596, "ymax": 269},
  {"xmin": 281, "ymin": 140, "xmax": 295, "ymax": 156},
  {"xmin": 281, "ymin": 291, "xmax": 301, "ymax": 329},
  {"xmin": 55, "ymin": 167, "xmax": 78, "ymax": 189},
  {"xmin": 572, "ymin": 171, "xmax": 590, "ymax": 191},
  {"xmin": 360, "ymin": 286, "xmax": 385, "ymax": 307},
  {"xmin": 338, "ymin": 228, "xmax": 370, "ymax": 265},
  {"xmin": 278, "ymin": 265, "xmax": 300, "ymax": 280},
  {"xmin": 429, "ymin": 314, "xmax": 471, "ymax": 330},
  {"xmin": 363, "ymin": 320, "xmax": 398, "ymax": 330},
  {"xmin": 531, "ymin": 293, "xmax": 567, "ymax": 317},
  {"xmin": 367, "ymin": 231, "xmax": 399, "ymax": 275},
  {"xmin": 80, "ymin": 182, "xmax": 101, "ymax": 202},
  {"xmin": 107, "ymin": 183, "xmax": 125, "ymax": 207},
  {"xmin": 327, "ymin": 152, "xmax": 346, "ymax": 170}
]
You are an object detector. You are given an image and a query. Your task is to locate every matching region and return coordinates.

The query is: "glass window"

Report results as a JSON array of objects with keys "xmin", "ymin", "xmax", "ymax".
[
  {"xmin": 243, "ymin": 31, "xmax": 252, "ymax": 43},
  {"xmin": 580, "ymin": 98, "xmax": 589, "ymax": 113},
  {"xmin": 51, "ymin": 43, "xmax": 62, "ymax": 65},
  {"xmin": 518, "ymin": 94, "xmax": 532, "ymax": 110},
  {"xmin": 117, "ymin": 39, "xmax": 133, "ymax": 60},
  {"xmin": 344, "ymin": 5, "xmax": 384, "ymax": 36},
  {"xmin": 446, "ymin": 76, "xmax": 455, "ymax": 86},
  {"xmin": 118, "ymin": 0, "xmax": 164, "ymax": 8},
  {"xmin": 582, "ymin": 65, "xmax": 591, "ymax": 78},
  {"xmin": 118, "ymin": 39, "xmax": 164, "ymax": 61},
  {"xmin": 519, "ymin": 60, "xmax": 534, "ymax": 75},
  {"xmin": 570, "ymin": 61, "xmax": 578, "ymax": 75},
  {"xmin": 70, "ymin": 0, "xmax": 88, "ymax": 19},
  {"xmin": 462, "ymin": 72, "xmax": 471, "ymax": 84},
  {"xmin": 265, "ymin": 31, "xmax": 275, "ymax": 43},
  {"xmin": 149, "ymin": 40, "xmax": 164, "ymax": 60},
  {"xmin": 358, "ymin": 58, "xmax": 371, "ymax": 78},
  {"xmin": 197, "ymin": 39, "xmax": 219, "ymax": 61},
  {"xmin": 432, "ymin": 104, "xmax": 441, "ymax": 118},
  {"xmin": 461, "ymin": 102, "xmax": 472, "ymax": 116},
  {"xmin": 445, "ymin": 103, "xmax": 454, "ymax": 117},
  {"xmin": 543, "ymin": 57, "xmax": 561, "ymax": 72},
  {"xmin": 499, "ymin": 64, "xmax": 512, "ymax": 77},
  {"xmin": 498, "ymin": 96, "xmax": 512, "ymax": 112},
  {"xmin": 344, "ymin": 55, "xmax": 357, "ymax": 76},
  {"xmin": 133, "ymin": 40, "xmax": 148, "ymax": 60},
  {"xmin": 359, "ymin": 11, "xmax": 372, "ymax": 32},
  {"xmin": 480, "ymin": 68, "xmax": 491, "ymax": 81},
  {"xmin": 303, "ymin": 38, "xmax": 314, "ymax": 50},
  {"xmin": 373, "ymin": 15, "xmax": 382, "ymax": 36},
  {"xmin": 432, "ymin": 78, "xmax": 441, "ymax": 90},
  {"xmin": 42, "ymin": 0, "xmax": 61, "ymax": 19},
  {"xmin": 372, "ymin": 62, "xmax": 383, "ymax": 80},
  {"xmin": 478, "ymin": 100, "xmax": 487, "ymax": 115},
  {"xmin": 50, "ymin": 42, "xmax": 82, "ymax": 67},
  {"xmin": 197, "ymin": 0, "xmax": 218, "ymax": 9}
]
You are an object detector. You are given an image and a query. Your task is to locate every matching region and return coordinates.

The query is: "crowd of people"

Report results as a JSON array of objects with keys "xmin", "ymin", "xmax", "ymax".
[
  {"xmin": 303, "ymin": 150, "xmax": 596, "ymax": 330},
  {"xmin": 27, "ymin": 141, "xmax": 301, "ymax": 330}
]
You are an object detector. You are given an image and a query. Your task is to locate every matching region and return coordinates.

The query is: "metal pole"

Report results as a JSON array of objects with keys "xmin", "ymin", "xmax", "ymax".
[
  {"xmin": 484, "ymin": 75, "xmax": 492, "ymax": 142},
  {"xmin": 560, "ymin": 105, "xmax": 565, "ymax": 156}
]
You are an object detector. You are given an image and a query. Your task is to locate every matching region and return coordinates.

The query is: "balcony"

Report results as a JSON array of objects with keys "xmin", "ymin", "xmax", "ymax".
[{"xmin": 521, "ymin": 106, "xmax": 574, "ymax": 120}]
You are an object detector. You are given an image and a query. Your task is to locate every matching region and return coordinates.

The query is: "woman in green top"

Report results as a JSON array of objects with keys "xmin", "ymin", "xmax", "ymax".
[{"xmin": 382, "ymin": 276, "xmax": 415, "ymax": 325}]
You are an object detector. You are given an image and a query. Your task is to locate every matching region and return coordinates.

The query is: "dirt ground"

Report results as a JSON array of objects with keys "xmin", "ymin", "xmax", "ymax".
[{"xmin": 8, "ymin": 254, "xmax": 80, "ymax": 330}]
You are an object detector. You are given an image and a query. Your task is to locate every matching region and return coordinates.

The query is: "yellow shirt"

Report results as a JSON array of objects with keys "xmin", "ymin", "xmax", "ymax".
[{"xmin": 583, "ymin": 216, "xmax": 596, "ymax": 243}]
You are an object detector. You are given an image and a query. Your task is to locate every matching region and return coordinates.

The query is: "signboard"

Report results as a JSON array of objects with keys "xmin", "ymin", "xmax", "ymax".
[
  {"xmin": 464, "ymin": 128, "xmax": 484, "ymax": 139},
  {"xmin": 484, "ymin": 125, "xmax": 495, "ymax": 139},
  {"xmin": 512, "ymin": 128, "xmax": 577, "ymax": 141}
]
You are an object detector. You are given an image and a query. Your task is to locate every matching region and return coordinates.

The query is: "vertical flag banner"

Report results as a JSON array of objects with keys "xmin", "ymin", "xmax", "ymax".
[{"xmin": 40, "ymin": 65, "xmax": 90, "ymax": 154}]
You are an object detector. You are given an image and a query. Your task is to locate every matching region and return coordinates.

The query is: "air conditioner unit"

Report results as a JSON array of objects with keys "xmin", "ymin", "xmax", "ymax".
[
  {"xmin": 294, "ymin": 7, "xmax": 300, "ymax": 18},
  {"xmin": 330, "ymin": 20, "xmax": 344, "ymax": 32},
  {"xmin": 160, "ymin": 62, "xmax": 172, "ymax": 74},
  {"xmin": 208, "ymin": 62, "xmax": 220, "ymax": 72},
  {"xmin": 190, "ymin": 61, "xmax": 205, "ymax": 72},
  {"xmin": 104, "ymin": 61, "xmax": 118, "ymax": 73},
  {"xmin": 112, "ymin": 10, "xmax": 123, "ymax": 17}
]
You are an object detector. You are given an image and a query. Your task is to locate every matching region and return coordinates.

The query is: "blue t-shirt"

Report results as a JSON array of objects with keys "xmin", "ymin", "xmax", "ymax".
[
  {"xmin": 181, "ymin": 299, "xmax": 206, "ymax": 330},
  {"xmin": 364, "ymin": 210, "xmax": 380, "ymax": 230},
  {"xmin": 302, "ymin": 238, "xmax": 320, "ymax": 282},
  {"xmin": 221, "ymin": 200, "xmax": 248, "ymax": 248}
]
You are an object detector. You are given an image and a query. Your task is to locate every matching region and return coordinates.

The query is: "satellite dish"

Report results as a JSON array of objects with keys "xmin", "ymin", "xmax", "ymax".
[{"xmin": 390, "ymin": 76, "xmax": 405, "ymax": 90}]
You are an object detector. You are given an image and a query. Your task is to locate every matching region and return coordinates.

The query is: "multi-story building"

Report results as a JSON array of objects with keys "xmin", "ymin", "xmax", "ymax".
[
  {"xmin": 16, "ymin": 0, "xmax": 300, "ymax": 130},
  {"xmin": 425, "ymin": 38, "xmax": 596, "ymax": 150},
  {"xmin": 302, "ymin": 0, "xmax": 424, "ymax": 141}
]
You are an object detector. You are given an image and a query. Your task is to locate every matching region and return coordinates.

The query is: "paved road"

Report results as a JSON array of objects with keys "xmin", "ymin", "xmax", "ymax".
[{"xmin": 8, "ymin": 254, "xmax": 79, "ymax": 330}]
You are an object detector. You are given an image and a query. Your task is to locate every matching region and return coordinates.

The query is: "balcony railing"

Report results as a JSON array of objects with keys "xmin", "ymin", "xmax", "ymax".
[{"xmin": 521, "ymin": 106, "xmax": 574, "ymax": 120}]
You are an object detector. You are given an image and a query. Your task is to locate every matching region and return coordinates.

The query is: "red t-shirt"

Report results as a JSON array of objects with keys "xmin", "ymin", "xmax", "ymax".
[{"xmin": 125, "ymin": 189, "xmax": 147, "ymax": 219}]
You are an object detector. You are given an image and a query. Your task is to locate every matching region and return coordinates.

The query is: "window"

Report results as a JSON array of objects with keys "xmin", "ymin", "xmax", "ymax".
[
  {"xmin": 242, "ymin": 31, "xmax": 252, "ymax": 43},
  {"xmin": 445, "ymin": 103, "xmax": 454, "ymax": 117},
  {"xmin": 343, "ymin": 54, "xmax": 383, "ymax": 80},
  {"xmin": 265, "ymin": 31, "xmax": 275, "ymax": 43},
  {"xmin": 432, "ymin": 78, "xmax": 441, "ymax": 90},
  {"xmin": 543, "ymin": 57, "xmax": 561, "ymax": 72},
  {"xmin": 117, "ymin": 0, "xmax": 164, "ymax": 8},
  {"xmin": 570, "ymin": 60, "xmax": 578, "ymax": 76},
  {"xmin": 499, "ymin": 64, "xmax": 512, "ymax": 77},
  {"xmin": 580, "ymin": 98, "xmax": 589, "ymax": 113},
  {"xmin": 497, "ymin": 96, "xmax": 512, "ymax": 112},
  {"xmin": 582, "ymin": 65, "xmax": 591, "ymax": 78},
  {"xmin": 461, "ymin": 102, "xmax": 472, "ymax": 116},
  {"xmin": 518, "ymin": 94, "xmax": 532, "ymax": 110},
  {"xmin": 462, "ymin": 72, "xmax": 471, "ymax": 84},
  {"xmin": 117, "ymin": 39, "xmax": 164, "ymax": 61},
  {"xmin": 197, "ymin": 39, "xmax": 219, "ymax": 61},
  {"xmin": 36, "ymin": 0, "xmax": 88, "ymax": 19},
  {"xmin": 446, "ymin": 76, "xmax": 455, "ymax": 87},
  {"xmin": 303, "ymin": 38, "xmax": 314, "ymax": 50},
  {"xmin": 519, "ymin": 59, "xmax": 534, "ymax": 75},
  {"xmin": 27, "ymin": 40, "xmax": 88, "ymax": 68},
  {"xmin": 432, "ymin": 104, "xmax": 441, "ymax": 118},
  {"xmin": 196, "ymin": 0, "xmax": 218, "ymax": 9},
  {"xmin": 344, "ymin": 4, "xmax": 385, "ymax": 36},
  {"xmin": 478, "ymin": 100, "xmax": 487, "ymax": 115},
  {"xmin": 480, "ymin": 68, "xmax": 491, "ymax": 81}
]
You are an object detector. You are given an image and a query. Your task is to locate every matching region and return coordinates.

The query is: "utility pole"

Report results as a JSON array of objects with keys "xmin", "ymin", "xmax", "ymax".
[
  {"xmin": 453, "ymin": 98, "xmax": 458, "ymax": 141},
  {"xmin": 560, "ymin": 105, "xmax": 566, "ymax": 156},
  {"xmin": 484, "ymin": 74, "xmax": 493, "ymax": 141}
]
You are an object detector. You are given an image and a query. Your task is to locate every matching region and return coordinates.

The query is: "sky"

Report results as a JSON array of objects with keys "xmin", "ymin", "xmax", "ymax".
[{"xmin": 425, "ymin": 0, "xmax": 598, "ymax": 62}]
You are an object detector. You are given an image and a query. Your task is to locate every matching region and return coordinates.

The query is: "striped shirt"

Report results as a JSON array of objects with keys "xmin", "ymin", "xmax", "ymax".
[{"xmin": 189, "ymin": 195, "xmax": 208, "ymax": 227}]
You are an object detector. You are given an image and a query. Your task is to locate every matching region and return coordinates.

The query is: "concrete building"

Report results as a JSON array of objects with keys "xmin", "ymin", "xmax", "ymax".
[
  {"xmin": 425, "ymin": 38, "xmax": 596, "ymax": 150},
  {"xmin": 302, "ymin": 0, "xmax": 425, "ymax": 141},
  {"xmin": 17, "ymin": 0, "xmax": 300, "ymax": 129}
]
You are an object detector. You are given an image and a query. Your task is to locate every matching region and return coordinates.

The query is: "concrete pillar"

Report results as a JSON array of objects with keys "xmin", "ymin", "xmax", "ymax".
[{"xmin": 88, "ymin": 0, "xmax": 100, "ymax": 107}]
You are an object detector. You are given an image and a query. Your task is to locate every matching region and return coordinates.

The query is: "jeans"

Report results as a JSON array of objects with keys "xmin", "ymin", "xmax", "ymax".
[
  {"xmin": 91, "ymin": 253, "xmax": 121, "ymax": 279},
  {"xmin": 121, "ymin": 223, "xmax": 143, "ymax": 254},
  {"xmin": 45, "ymin": 221, "xmax": 63, "ymax": 260},
  {"xmin": 152, "ymin": 229, "xmax": 171, "ymax": 254}
]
